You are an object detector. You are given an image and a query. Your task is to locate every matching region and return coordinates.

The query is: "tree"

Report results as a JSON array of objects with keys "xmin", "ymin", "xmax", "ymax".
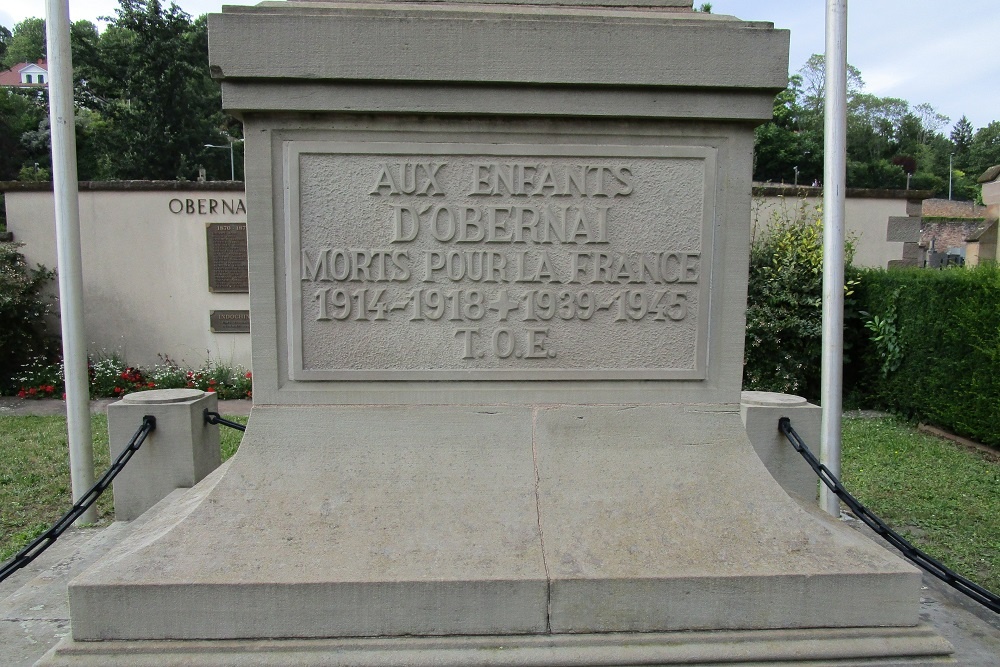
[
  {"xmin": 0, "ymin": 87, "xmax": 46, "ymax": 180},
  {"xmin": 846, "ymin": 93, "xmax": 909, "ymax": 164},
  {"xmin": 0, "ymin": 18, "xmax": 101, "ymax": 79},
  {"xmin": 951, "ymin": 115, "xmax": 974, "ymax": 171},
  {"xmin": 969, "ymin": 121, "xmax": 1000, "ymax": 180},
  {"xmin": 20, "ymin": 107, "xmax": 111, "ymax": 181},
  {"xmin": 2, "ymin": 18, "xmax": 46, "ymax": 69},
  {"xmin": 88, "ymin": 0, "xmax": 230, "ymax": 180},
  {"xmin": 0, "ymin": 25, "xmax": 12, "ymax": 63},
  {"xmin": 912, "ymin": 102, "xmax": 949, "ymax": 145},
  {"xmin": 70, "ymin": 20, "xmax": 102, "ymax": 82},
  {"xmin": 753, "ymin": 55, "xmax": 977, "ymax": 195},
  {"xmin": 797, "ymin": 53, "xmax": 864, "ymax": 118},
  {"xmin": 846, "ymin": 158, "xmax": 906, "ymax": 190},
  {"xmin": 752, "ymin": 73, "xmax": 821, "ymax": 184}
]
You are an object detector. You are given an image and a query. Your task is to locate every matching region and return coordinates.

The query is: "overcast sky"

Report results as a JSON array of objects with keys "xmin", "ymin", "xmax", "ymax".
[{"xmin": 3, "ymin": 1, "xmax": 997, "ymax": 133}]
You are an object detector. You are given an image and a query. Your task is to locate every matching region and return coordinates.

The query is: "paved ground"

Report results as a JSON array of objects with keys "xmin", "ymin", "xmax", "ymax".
[{"xmin": 2, "ymin": 398, "xmax": 999, "ymax": 665}]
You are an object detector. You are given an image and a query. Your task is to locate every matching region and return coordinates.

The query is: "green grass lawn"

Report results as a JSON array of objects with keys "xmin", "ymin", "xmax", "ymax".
[
  {"xmin": 1, "ymin": 413, "xmax": 998, "ymax": 598},
  {"xmin": 841, "ymin": 416, "xmax": 1000, "ymax": 594},
  {"xmin": 0, "ymin": 413, "xmax": 247, "ymax": 562}
]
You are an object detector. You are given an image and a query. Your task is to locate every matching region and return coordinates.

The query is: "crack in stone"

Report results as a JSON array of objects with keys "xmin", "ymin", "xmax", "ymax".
[{"xmin": 530, "ymin": 406, "xmax": 551, "ymax": 633}]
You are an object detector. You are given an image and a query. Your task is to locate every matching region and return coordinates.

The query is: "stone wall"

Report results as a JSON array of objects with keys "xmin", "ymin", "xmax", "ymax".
[
  {"xmin": 921, "ymin": 221, "xmax": 982, "ymax": 254},
  {"xmin": 1, "ymin": 181, "xmax": 251, "ymax": 368},
  {"xmin": 2, "ymin": 181, "xmax": 934, "ymax": 369},
  {"xmin": 922, "ymin": 198, "xmax": 987, "ymax": 219},
  {"xmin": 751, "ymin": 185, "xmax": 930, "ymax": 268}
]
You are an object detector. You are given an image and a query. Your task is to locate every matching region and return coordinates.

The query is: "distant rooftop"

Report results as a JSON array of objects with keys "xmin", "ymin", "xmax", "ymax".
[
  {"xmin": 978, "ymin": 165, "xmax": 1000, "ymax": 184},
  {"xmin": 0, "ymin": 60, "xmax": 48, "ymax": 87}
]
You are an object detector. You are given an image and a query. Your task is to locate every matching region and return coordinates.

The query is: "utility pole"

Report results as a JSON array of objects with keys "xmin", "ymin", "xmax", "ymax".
[{"xmin": 949, "ymin": 153, "xmax": 954, "ymax": 200}]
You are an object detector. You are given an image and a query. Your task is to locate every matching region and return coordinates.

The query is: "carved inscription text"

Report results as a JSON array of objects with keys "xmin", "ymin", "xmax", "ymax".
[{"xmin": 288, "ymin": 145, "xmax": 713, "ymax": 380}]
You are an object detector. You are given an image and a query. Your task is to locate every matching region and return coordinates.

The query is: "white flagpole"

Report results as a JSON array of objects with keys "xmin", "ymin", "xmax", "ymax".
[
  {"xmin": 46, "ymin": 0, "xmax": 96, "ymax": 523},
  {"xmin": 821, "ymin": 0, "xmax": 848, "ymax": 517}
]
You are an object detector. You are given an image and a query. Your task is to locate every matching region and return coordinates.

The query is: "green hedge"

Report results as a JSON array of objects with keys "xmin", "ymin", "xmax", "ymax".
[{"xmin": 850, "ymin": 265, "xmax": 1000, "ymax": 447}]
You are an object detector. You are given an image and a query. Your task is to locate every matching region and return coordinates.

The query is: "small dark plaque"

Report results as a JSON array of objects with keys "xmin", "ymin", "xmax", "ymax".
[
  {"xmin": 210, "ymin": 310, "xmax": 251, "ymax": 333},
  {"xmin": 206, "ymin": 223, "xmax": 249, "ymax": 292}
]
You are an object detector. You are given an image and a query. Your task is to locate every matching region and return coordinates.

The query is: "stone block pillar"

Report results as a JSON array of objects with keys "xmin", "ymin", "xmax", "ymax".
[
  {"xmin": 106, "ymin": 388, "xmax": 220, "ymax": 520},
  {"xmin": 741, "ymin": 391, "xmax": 821, "ymax": 503}
]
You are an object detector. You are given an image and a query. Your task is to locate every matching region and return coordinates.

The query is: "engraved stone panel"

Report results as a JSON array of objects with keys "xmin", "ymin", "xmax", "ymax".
[
  {"xmin": 285, "ymin": 142, "xmax": 715, "ymax": 381},
  {"xmin": 206, "ymin": 223, "xmax": 249, "ymax": 292},
  {"xmin": 210, "ymin": 309, "xmax": 251, "ymax": 333}
]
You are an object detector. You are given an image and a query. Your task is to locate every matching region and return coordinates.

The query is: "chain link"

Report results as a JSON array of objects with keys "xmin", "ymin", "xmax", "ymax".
[
  {"xmin": 204, "ymin": 409, "xmax": 246, "ymax": 432},
  {"xmin": 779, "ymin": 417, "xmax": 1000, "ymax": 614},
  {"xmin": 0, "ymin": 415, "xmax": 156, "ymax": 584}
]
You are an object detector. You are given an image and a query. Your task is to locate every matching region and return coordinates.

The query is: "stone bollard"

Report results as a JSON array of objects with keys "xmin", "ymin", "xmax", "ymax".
[
  {"xmin": 106, "ymin": 389, "xmax": 221, "ymax": 521},
  {"xmin": 741, "ymin": 391, "xmax": 821, "ymax": 504}
]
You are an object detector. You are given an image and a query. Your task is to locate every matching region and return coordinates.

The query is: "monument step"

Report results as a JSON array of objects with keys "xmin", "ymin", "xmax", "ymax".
[
  {"xmin": 66, "ymin": 405, "xmax": 923, "ymax": 641},
  {"xmin": 37, "ymin": 624, "xmax": 954, "ymax": 666}
]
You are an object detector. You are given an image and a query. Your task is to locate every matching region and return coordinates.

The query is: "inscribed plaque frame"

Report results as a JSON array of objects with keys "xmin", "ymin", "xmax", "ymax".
[{"xmin": 284, "ymin": 141, "xmax": 716, "ymax": 381}]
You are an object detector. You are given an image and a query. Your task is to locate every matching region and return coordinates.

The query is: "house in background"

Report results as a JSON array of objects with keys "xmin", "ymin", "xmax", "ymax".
[{"xmin": 0, "ymin": 59, "xmax": 49, "ymax": 87}]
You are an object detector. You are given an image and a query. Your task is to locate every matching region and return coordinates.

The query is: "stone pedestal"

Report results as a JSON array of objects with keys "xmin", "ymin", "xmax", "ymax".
[
  {"xmin": 741, "ymin": 391, "xmax": 821, "ymax": 503},
  {"xmin": 106, "ymin": 388, "xmax": 220, "ymax": 521},
  {"xmin": 39, "ymin": 1, "xmax": 951, "ymax": 665}
]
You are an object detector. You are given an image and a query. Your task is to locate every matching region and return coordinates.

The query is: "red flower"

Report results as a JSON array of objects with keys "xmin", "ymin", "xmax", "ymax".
[
  {"xmin": 28, "ymin": 387, "xmax": 37, "ymax": 395},
  {"xmin": 17, "ymin": 389, "xmax": 26, "ymax": 398},
  {"xmin": 208, "ymin": 379, "xmax": 216, "ymax": 385},
  {"xmin": 207, "ymin": 387, "xmax": 216, "ymax": 393},
  {"xmin": 245, "ymin": 371, "xmax": 252, "ymax": 379},
  {"xmin": 62, "ymin": 393, "xmax": 67, "ymax": 400},
  {"xmin": 113, "ymin": 386, "xmax": 122, "ymax": 394},
  {"xmin": 44, "ymin": 385, "xmax": 54, "ymax": 393}
]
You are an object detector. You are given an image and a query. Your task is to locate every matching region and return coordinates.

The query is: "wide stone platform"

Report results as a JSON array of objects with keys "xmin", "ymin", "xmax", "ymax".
[{"xmin": 47, "ymin": 406, "xmax": 949, "ymax": 661}]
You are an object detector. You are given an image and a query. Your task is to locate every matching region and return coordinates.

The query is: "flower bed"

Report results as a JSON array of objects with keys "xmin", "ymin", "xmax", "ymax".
[{"xmin": 13, "ymin": 354, "xmax": 252, "ymax": 401}]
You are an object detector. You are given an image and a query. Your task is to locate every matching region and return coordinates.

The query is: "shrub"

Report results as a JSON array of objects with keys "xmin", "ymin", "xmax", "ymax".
[
  {"xmin": 0, "ymin": 242, "xmax": 57, "ymax": 391},
  {"xmin": 178, "ymin": 360, "xmax": 253, "ymax": 400},
  {"xmin": 850, "ymin": 265, "xmax": 1000, "ymax": 446},
  {"xmin": 743, "ymin": 198, "xmax": 858, "ymax": 399}
]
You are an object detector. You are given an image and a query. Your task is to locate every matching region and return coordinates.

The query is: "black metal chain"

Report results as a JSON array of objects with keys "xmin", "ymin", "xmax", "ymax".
[
  {"xmin": 0, "ymin": 415, "xmax": 157, "ymax": 585},
  {"xmin": 779, "ymin": 417, "xmax": 1000, "ymax": 614},
  {"xmin": 204, "ymin": 409, "xmax": 246, "ymax": 432}
]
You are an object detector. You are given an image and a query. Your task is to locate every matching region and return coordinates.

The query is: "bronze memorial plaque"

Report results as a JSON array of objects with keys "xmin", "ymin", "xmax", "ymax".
[
  {"xmin": 210, "ymin": 309, "xmax": 251, "ymax": 333},
  {"xmin": 206, "ymin": 223, "xmax": 249, "ymax": 292}
]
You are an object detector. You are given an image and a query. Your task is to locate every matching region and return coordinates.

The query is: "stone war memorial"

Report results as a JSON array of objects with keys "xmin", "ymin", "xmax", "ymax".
[{"xmin": 40, "ymin": 1, "xmax": 953, "ymax": 665}]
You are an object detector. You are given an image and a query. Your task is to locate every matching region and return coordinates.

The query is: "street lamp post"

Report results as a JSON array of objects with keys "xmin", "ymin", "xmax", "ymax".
[
  {"xmin": 948, "ymin": 153, "xmax": 954, "ymax": 201},
  {"xmin": 205, "ymin": 139, "xmax": 243, "ymax": 181},
  {"xmin": 793, "ymin": 165, "xmax": 800, "ymax": 186}
]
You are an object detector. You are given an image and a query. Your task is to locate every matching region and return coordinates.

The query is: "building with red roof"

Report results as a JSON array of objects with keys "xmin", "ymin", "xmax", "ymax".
[{"xmin": 0, "ymin": 60, "xmax": 49, "ymax": 87}]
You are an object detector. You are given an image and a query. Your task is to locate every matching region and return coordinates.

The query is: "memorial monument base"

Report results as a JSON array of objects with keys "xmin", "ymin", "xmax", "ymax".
[
  {"xmin": 39, "ymin": 405, "xmax": 953, "ymax": 664},
  {"xmin": 39, "ymin": 4, "xmax": 952, "ymax": 664}
]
